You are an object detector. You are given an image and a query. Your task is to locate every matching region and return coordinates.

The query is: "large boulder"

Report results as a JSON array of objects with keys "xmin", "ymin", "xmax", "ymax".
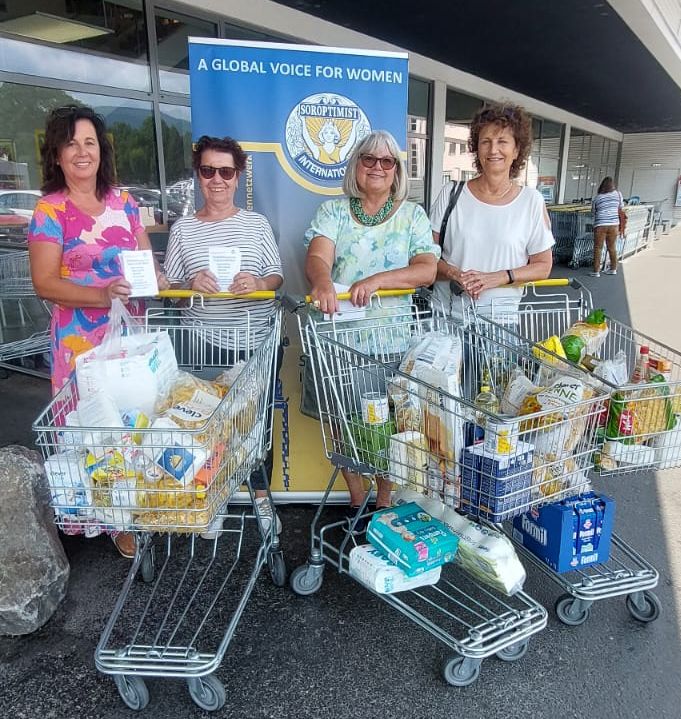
[{"xmin": 0, "ymin": 445, "xmax": 69, "ymax": 635}]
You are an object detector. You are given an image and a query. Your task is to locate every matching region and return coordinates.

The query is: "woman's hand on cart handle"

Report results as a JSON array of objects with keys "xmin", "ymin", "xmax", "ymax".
[
  {"xmin": 156, "ymin": 271, "xmax": 170, "ymax": 291},
  {"xmin": 229, "ymin": 272, "xmax": 261, "ymax": 296},
  {"xmin": 191, "ymin": 270, "xmax": 220, "ymax": 294},
  {"xmin": 102, "ymin": 277, "xmax": 132, "ymax": 305},
  {"xmin": 460, "ymin": 270, "xmax": 508, "ymax": 300},
  {"xmin": 348, "ymin": 276, "xmax": 383, "ymax": 307},
  {"xmin": 309, "ymin": 280, "xmax": 338, "ymax": 314}
]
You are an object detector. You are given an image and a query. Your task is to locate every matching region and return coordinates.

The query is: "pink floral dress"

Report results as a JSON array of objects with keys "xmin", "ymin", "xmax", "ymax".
[{"xmin": 28, "ymin": 189, "xmax": 145, "ymax": 395}]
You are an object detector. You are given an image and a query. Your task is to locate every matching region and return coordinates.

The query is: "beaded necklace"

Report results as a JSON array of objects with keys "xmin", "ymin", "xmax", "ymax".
[{"xmin": 350, "ymin": 195, "xmax": 394, "ymax": 226}]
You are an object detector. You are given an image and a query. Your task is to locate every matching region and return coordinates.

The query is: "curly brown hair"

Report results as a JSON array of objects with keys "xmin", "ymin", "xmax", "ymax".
[
  {"xmin": 192, "ymin": 135, "xmax": 247, "ymax": 173},
  {"xmin": 41, "ymin": 105, "xmax": 116, "ymax": 199},
  {"xmin": 468, "ymin": 102, "xmax": 532, "ymax": 179}
]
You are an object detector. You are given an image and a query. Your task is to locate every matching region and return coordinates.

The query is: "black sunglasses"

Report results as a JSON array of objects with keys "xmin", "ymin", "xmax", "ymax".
[
  {"xmin": 51, "ymin": 105, "xmax": 94, "ymax": 118},
  {"xmin": 198, "ymin": 165, "xmax": 237, "ymax": 180},
  {"xmin": 359, "ymin": 154, "xmax": 397, "ymax": 170}
]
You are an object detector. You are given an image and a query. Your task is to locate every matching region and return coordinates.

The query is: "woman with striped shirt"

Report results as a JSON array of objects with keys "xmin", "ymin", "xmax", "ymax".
[
  {"xmin": 163, "ymin": 135, "xmax": 283, "ymax": 538},
  {"xmin": 590, "ymin": 176, "xmax": 624, "ymax": 277}
]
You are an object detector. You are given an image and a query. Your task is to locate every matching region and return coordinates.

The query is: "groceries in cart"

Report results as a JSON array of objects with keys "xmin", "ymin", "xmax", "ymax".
[
  {"xmin": 559, "ymin": 308, "xmax": 609, "ymax": 364},
  {"xmin": 512, "ymin": 491, "xmax": 615, "ymax": 573},
  {"xmin": 42, "ymin": 313, "xmax": 260, "ymax": 533}
]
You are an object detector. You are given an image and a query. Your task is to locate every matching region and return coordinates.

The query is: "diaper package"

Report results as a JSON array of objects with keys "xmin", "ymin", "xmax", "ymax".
[
  {"xmin": 44, "ymin": 451, "xmax": 93, "ymax": 517},
  {"xmin": 442, "ymin": 508, "xmax": 526, "ymax": 595},
  {"xmin": 349, "ymin": 544, "xmax": 442, "ymax": 594},
  {"xmin": 367, "ymin": 502, "xmax": 459, "ymax": 577}
]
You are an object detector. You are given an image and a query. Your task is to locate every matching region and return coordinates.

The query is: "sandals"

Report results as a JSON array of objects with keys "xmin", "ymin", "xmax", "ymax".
[{"xmin": 112, "ymin": 532, "xmax": 137, "ymax": 559}]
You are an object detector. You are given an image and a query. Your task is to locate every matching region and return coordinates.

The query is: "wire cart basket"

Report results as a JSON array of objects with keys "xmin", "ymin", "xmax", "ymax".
[
  {"xmin": 0, "ymin": 250, "xmax": 51, "ymax": 377},
  {"xmin": 33, "ymin": 294, "xmax": 286, "ymax": 711},
  {"xmin": 284, "ymin": 290, "xmax": 620, "ymax": 686},
  {"xmin": 465, "ymin": 278, "xmax": 665, "ymax": 626}
]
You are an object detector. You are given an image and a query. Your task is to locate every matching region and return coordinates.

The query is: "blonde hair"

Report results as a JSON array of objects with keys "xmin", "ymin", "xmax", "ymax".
[{"xmin": 343, "ymin": 130, "xmax": 408, "ymax": 202}]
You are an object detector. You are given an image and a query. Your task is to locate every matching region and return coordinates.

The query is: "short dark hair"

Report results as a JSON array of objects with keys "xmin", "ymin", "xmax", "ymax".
[
  {"xmin": 598, "ymin": 177, "xmax": 616, "ymax": 194},
  {"xmin": 192, "ymin": 136, "xmax": 247, "ymax": 173},
  {"xmin": 468, "ymin": 101, "xmax": 532, "ymax": 179},
  {"xmin": 41, "ymin": 105, "xmax": 115, "ymax": 199}
]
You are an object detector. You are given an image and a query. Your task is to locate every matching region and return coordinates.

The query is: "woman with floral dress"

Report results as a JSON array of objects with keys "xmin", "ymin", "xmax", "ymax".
[
  {"xmin": 304, "ymin": 129, "xmax": 438, "ymax": 521},
  {"xmin": 28, "ymin": 105, "xmax": 168, "ymax": 557}
]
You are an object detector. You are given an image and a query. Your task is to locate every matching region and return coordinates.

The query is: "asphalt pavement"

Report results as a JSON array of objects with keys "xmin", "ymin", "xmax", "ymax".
[{"xmin": 1, "ymin": 229, "xmax": 681, "ymax": 719}]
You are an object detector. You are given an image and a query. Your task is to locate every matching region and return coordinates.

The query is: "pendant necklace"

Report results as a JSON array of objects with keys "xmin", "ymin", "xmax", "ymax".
[{"xmin": 350, "ymin": 195, "xmax": 394, "ymax": 226}]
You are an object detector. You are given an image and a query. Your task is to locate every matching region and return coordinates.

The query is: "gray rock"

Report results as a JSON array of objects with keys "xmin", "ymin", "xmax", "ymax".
[{"xmin": 0, "ymin": 445, "xmax": 69, "ymax": 635}]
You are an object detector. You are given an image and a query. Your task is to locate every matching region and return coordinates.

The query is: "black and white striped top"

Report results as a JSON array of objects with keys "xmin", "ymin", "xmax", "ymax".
[
  {"xmin": 163, "ymin": 210, "xmax": 282, "ymax": 351},
  {"xmin": 592, "ymin": 190, "xmax": 623, "ymax": 227}
]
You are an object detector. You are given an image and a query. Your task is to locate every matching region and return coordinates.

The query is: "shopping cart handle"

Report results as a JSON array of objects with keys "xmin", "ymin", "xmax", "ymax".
[
  {"xmin": 157, "ymin": 289, "xmax": 277, "ymax": 300},
  {"xmin": 519, "ymin": 279, "xmax": 570, "ymax": 288},
  {"xmin": 303, "ymin": 288, "xmax": 415, "ymax": 303}
]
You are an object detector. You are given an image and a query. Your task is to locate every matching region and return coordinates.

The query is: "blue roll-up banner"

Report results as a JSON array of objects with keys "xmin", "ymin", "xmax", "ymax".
[
  {"xmin": 187, "ymin": 39, "xmax": 409, "ymax": 498},
  {"xmin": 188, "ymin": 38, "xmax": 409, "ymax": 293}
]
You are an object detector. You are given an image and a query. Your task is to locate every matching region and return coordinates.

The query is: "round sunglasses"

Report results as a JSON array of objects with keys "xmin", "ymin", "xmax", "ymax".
[
  {"xmin": 198, "ymin": 165, "xmax": 238, "ymax": 180},
  {"xmin": 359, "ymin": 154, "xmax": 397, "ymax": 170}
]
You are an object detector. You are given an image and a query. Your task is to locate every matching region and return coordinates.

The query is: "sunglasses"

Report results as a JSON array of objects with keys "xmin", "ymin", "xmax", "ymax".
[
  {"xmin": 359, "ymin": 154, "xmax": 397, "ymax": 170},
  {"xmin": 198, "ymin": 165, "xmax": 238, "ymax": 180}
]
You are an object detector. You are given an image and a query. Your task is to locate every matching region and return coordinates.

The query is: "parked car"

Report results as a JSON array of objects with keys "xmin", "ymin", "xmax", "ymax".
[
  {"xmin": 0, "ymin": 208, "xmax": 30, "ymax": 244},
  {"xmin": 0, "ymin": 190, "xmax": 41, "ymax": 218}
]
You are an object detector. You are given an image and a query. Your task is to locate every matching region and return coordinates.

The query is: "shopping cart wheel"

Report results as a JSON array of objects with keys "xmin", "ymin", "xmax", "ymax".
[
  {"xmin": 495, "ymin": 639, "xmax": 529, "ymax": 662},
  {"xmin": 140, "ymin": 545, "xmax": 155, "ymax": 584},
  {"xmin": 555, "ymin": 594, "xmax": 591, "ymax": 626},
  {"xmin": 114, "ymin": 674, "xmax": 149, "ymax": 711},
  {"xmin": 267, "ymin": 549, "xmax": 288, "ymax": 587},
  {"xmin": 626, "ymin": 590, "xmax": 661, "ymax": 623},
  {"xmin": 442, "ymin": 656, "xmax": 481, "ymax": 687},
  {"xmin": 290, "ymin": 563, "xmax": 324, "ymax": 596},
  {"xmin": 187, "ymin": 675, "xmax": 226, "ymax": 712}
]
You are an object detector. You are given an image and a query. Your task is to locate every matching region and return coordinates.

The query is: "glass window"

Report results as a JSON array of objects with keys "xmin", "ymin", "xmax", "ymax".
[
  {"xmin": 407, "ymin": 77, "xmax": 430, "ymax": 207},
  {"xmin": 160, "ymin": 103, "xmax": 195, "ymax": 225},
  {"xmin": 440, "ymin": 88, "xmax": 480, "ymax": 196},
  {"xmin": 0, "ymin": 1, "xmax": 149, "ymax": 91},
  {"xmin": 0, "ymin": 81, "xmax": 159, "ymax": 222},
  {"xmin": 155, "ymin": 9, "xmax": 217, "ymax": 94}
]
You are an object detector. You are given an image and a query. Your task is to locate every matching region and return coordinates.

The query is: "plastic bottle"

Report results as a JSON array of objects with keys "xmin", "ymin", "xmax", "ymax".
[
  {"xmin": 475, "ymin": 384, "xmax": 500, "ymax": 427},
  {"xmin": 631, "ymin": 345, "xmax": 650, "ymax": 384}
]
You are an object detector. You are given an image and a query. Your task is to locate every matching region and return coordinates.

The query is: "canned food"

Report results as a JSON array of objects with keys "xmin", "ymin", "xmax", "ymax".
[
  {"xmin": 483, "ymin": 418, "xmax": 519, "ymax": 455},
  {"xmin": 361, "ymin": 392, "xmax": 390, "ymax": 425}
]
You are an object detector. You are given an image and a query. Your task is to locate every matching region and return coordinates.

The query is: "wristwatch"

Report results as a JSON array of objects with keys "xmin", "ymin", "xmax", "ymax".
[{"xmin": 506, "ymin": 269, "xmax": 515, "ymax": 285}]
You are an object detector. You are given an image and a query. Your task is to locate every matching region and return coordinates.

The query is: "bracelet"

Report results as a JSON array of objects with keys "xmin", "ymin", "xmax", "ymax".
[{"xmin": 507, "ymin": 269, "xmax": 515, "ymax": 285}]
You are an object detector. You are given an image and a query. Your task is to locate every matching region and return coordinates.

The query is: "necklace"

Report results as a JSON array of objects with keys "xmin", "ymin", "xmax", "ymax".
[
  {"xmin": 479, "ymin": 180, "xmax": 514, "ymax": 199},
  {"xmin": 350, "ymin": 195, "xmax": 394, "ymax": 226}
]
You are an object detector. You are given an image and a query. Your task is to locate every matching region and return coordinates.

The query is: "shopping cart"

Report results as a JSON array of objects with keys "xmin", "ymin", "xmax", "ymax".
[
  {"xmin": 464, "ymin": 278, "xmax": 665, "ymax": 625},
  {"xmin": 287, "ymin": 289, "xmax": 615, "ymax": 686},
  {"xmin": 0, "ymin": 249, "xmax": 51, "ymax": 377},
  {"xmin": 33, "ymin": 292, "xmax": 286, "ymax": 711}
]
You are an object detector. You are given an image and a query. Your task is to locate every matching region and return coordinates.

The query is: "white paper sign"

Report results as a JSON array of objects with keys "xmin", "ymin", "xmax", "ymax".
[
  {"xmin": 209, "ymin": 247, "xmax": 241, "ymax": 291},
  {"xmin": 323, "ymin": 282, "xmax": 367, "ymax": 321},
  {"xmin": 121, "ymin": 250, "xmax": 158, "ymax": 297}
]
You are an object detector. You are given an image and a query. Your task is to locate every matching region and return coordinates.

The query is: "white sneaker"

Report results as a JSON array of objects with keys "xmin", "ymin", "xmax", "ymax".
[
  {"xmin": 604, "ymin": 269, "xmax": 617, "ymax": 275},
  {"xmin": 588, "ymin": 271, "xmax": 601, "ymax": 277},
  {"xmin": 200, "ymin": 513, "xmax": 224, "ymax": 540},
  {"xmin": 254, "ymin": 496, "xmax": 282, "ymax": 535}
]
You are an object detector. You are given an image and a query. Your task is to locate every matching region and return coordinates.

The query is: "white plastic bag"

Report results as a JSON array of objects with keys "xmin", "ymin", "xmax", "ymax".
[{"xmin": 75, "ymin": 299, "xmax": 178, "ymax": 415}]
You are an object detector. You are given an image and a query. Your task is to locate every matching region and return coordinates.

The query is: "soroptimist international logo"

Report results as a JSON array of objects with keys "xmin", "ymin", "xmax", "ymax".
[{"xmin": 284, "ymin": 93, "xmax": 371, "ymax": 185}]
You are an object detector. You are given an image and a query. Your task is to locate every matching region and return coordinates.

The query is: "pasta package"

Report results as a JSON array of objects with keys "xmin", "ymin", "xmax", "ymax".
[
  {"xmin": 397, "ymin": 332, "xmax": 464, "ymax": 464},
  {"xmin": 606, "ymin": 375, "xmax": 675, "ymax": 444},
  {"xmin": 155, "ymin": 371, "xmax": 222, "ymax": 415}
]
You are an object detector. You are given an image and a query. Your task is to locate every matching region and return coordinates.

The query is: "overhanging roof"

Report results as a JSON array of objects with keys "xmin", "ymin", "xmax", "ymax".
[{"xmin": 272, "ymin": 0, "xmax": 681, "ymax": 133}]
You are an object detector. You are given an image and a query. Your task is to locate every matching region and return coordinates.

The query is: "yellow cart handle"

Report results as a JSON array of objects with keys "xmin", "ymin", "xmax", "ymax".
[
  {"xmin": 517, "ymin": 278, "xmax": 570, "ymax": 288},
  {"xmin": 304, "ymin": 288, "xmax": 415, "ymax": 304},
  {"xmin": 158, "ymin": 289, "xmax": 276, "ymax": 300}
]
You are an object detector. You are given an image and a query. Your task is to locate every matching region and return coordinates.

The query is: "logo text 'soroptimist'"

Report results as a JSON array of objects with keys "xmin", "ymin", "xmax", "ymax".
[{"xmin": 299, "ymin": 104, "xmax": 360, "ymax": 120}]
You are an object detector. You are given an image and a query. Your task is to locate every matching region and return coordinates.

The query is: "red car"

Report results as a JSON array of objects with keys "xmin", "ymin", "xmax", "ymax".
[{"xmin": 0, "ymin": 209, "xmax": 29, "ymax": 243}]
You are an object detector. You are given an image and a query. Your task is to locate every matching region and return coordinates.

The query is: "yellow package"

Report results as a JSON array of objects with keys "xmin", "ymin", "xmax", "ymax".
[{"xmin": 532, "ymin": 336, "xmax": 567, "ymax": 366}]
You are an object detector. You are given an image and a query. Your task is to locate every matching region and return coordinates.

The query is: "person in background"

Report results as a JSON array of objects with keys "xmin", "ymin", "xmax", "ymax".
[
  {"xmin": 431, "ymin": 101, "xmax": 554, "ymax": 320},
  {"xmin": 304, "ymin": 129, "xmax": 438, "ymax": 525},
  {"xmin": 590, "ymin": 176, "xmax": 624, "ymax": 277},
  {"xmin": 28, "ymin": 104, "xmax": 168, "ymax": 559},
  {"xmin": 163, "ymin": 135, "xmax": 284, "ymax": 539}
]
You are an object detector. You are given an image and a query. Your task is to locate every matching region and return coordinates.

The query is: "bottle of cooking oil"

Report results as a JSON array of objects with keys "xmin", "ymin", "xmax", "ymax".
[{"xmin": 474, "ymin": 380, "xmax": 499, "ymax": 428}]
